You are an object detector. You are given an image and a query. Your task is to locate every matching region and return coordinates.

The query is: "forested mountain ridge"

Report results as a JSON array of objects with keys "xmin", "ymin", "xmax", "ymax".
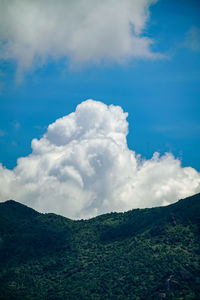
[{"xmin": 0, "ymin": 194, "xmax": 200, "ymax": 299}]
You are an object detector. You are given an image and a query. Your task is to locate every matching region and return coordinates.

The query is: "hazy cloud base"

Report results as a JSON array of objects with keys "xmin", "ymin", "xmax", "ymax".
[
  {"xmin": 0, "ymin": 100, "xmax": 200, "ymax": 219},
  {"xmin": 0, "ymin": 0, "xmax": 159, "ymax": 75}
]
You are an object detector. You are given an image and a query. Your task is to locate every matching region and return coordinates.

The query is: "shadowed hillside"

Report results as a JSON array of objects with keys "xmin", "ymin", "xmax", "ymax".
[{"xmin": 0, "ymin": 194, "xmax": 200, "ymax": 299}]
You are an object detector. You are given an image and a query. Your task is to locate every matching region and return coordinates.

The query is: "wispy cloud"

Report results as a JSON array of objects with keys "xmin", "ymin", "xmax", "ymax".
[
  {"xmin": 11, "ymin": 121, "xmax": 21, "ymax": 130},
  {"xmin": 0, "ymin": 100, "xmax": 199, "ymax": 219},
  {"xmin": 0, "ymin": 69, "xmax": 5, "ymax": 91},
  {"xmin": 152, "ymin": 121, "xmax": 200, "ymax": 138},
  {"xmin": 184, "ymin": 26, "xmax": 200, "ymax": 52},
  {"xmin": 0, "ymin": 0, "xmax": 161, "ymax": 78},
  {"xmin": 11, "ymin": 141, "xmax": 18, "ymax": 147},
  {"xmin": 0, "ymin": 129, "xmax": 6, "ymax": 137}
]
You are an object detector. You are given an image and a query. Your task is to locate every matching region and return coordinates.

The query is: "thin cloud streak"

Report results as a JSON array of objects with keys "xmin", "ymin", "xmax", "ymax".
[{"xmin": 184, "ymin": 26, "xmax": 200, "ymax": 52}]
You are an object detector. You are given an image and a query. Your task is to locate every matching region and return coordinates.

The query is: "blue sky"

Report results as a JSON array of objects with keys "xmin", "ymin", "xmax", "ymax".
[{"xmin": 0, "ymin": 0, "xmax": 200, "ymax": 172}]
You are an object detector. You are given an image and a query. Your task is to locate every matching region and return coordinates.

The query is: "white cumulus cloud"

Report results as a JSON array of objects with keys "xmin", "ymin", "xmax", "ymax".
[
  {"xmin": 0, "ymin": 0, "xmax": 160, "ymax": 73},
  {"xmin": 0, "ymin": 99, "xmax": 200, "ymax": 219}
]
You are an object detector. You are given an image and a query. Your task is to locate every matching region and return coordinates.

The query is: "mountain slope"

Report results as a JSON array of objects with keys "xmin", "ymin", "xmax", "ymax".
[{"xmin": 0, "ymin": 194, "xmax": 200, "ymax": 299}]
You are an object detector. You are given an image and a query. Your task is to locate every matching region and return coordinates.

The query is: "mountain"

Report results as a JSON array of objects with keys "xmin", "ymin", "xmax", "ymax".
[{"xmin": 0, "ymin": 194, "xmax": 200, "ymax": 299}]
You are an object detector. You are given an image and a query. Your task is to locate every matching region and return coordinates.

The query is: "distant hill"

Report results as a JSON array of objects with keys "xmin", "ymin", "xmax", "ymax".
[{"xmin": 0, "ymin": 194, "xmax": 200, "ymax": 299}]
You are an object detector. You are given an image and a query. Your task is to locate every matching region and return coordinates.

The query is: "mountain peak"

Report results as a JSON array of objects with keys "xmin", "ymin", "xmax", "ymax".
[{"xmin": 0, "ymin": 193, "xmax": 199, "ymax": 299}]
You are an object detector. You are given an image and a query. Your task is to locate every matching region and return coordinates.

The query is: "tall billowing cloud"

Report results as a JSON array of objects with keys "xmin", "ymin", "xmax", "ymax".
[
  {"xmin": 0, "ymin": 100, "xmax": 200, "ymax": 219},
  {"xmin": 0, "ymin": 0, "xmax": 159, "ymax": 72}
]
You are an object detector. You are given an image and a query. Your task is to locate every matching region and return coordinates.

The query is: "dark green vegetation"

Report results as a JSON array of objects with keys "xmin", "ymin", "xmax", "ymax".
[{"xmin": 0, "ymin": 194, "xmax": 200, "ymax": 300}]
